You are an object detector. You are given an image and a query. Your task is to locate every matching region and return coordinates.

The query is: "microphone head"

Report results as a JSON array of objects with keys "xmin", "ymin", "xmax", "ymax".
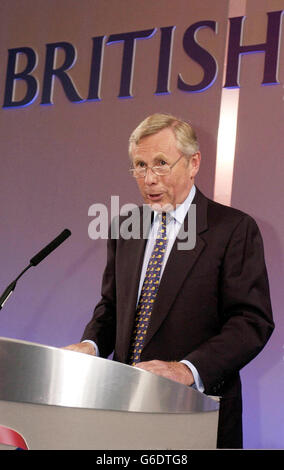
[{"xmin": 30, "ymin": 229, "xmax": 72, "ymax": 266}]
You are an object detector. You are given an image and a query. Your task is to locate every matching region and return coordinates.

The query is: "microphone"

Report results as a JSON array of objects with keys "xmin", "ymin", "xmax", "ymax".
[
  {"xmin": 0, "ymin": 229, "xmax": 71, "ymax": 310},
  {"xmin": 29, "ymin": 229, "xmax": 71, "ymax": 266}
]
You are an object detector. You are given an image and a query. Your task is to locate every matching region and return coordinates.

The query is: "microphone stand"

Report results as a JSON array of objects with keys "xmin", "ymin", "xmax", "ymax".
[
  {"xmin": 0, "ymin": 228, "xmax": 71, "ymax": 311},
  {"xmin": 0, "ymin": 263, "xmax": 32, "ymax": 310}
]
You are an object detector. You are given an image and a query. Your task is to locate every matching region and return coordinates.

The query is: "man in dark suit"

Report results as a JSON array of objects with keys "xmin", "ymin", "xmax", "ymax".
[{"xmin": 65, "ymin": 113, "xmax": 274, "ymax": 448}]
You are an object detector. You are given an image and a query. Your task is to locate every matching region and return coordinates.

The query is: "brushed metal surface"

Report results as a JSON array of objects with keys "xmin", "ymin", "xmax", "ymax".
[{"xmin": 0, "ymin": 337, "xmax": 219, "ymax": 414}]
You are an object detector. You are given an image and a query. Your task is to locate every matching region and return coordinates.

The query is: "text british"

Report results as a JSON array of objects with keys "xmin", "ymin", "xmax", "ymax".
[{"xmin": 3, "ymin": 11, "xmax": 283, "ymax": 108}]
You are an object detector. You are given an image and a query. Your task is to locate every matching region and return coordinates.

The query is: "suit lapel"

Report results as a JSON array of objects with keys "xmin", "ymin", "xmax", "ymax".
[{"xmin": 143, "ymin": 188, "xmax": 209, "ymax": 349}]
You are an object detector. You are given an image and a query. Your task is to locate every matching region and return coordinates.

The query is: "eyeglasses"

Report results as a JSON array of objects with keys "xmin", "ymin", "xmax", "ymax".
[{"xmin": 129, "ymin": 155, "xmax": 186, "ymax": 179}]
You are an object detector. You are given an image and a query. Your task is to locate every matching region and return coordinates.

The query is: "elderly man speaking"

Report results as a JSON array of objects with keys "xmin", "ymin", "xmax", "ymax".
[{"xmin": 65, "ymin": 113, "xmax": 274, "ymax": 449}]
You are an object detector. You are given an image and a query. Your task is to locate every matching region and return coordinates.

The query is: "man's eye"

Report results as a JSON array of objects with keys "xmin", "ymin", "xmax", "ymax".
[
  {"xmin": 158, "ymin": 160, "xmax": 167, "ymax": 166},
  {"xmin": 136, "ymin": 161, "xmax": 146, "ymax": 168}
]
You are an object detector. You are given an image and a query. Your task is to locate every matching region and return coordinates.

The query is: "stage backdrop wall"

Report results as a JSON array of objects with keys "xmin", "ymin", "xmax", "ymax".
[{"xmin": 0, "ymin": 0, "xmax": 283, "ymax": 449}]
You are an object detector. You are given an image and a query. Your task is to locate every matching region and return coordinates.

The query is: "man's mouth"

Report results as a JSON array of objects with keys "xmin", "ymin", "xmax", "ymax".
[{"xmin": 147, "ymin": 193, "xmax": 163, "ymax": 201}]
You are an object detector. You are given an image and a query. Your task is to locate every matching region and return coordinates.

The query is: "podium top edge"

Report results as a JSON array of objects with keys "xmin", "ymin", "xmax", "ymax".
[{"xmin": 0, "ymin": 336, "xmax": 219, "ymax": 413}]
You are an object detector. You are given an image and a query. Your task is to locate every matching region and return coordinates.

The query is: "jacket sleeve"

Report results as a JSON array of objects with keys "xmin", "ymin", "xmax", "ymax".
[
  {"xmin": 81, "ymin": 225, "xmax": 117, "ymax": 359},
  {"xmin": 185, "ymin": 215, "xmax": 274, "ymax": 395}
]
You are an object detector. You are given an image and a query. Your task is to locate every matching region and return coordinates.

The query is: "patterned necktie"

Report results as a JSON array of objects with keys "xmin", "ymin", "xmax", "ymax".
[{"xmin": 128, "ymin": 212, "xmax": 168, "ymax": 366}]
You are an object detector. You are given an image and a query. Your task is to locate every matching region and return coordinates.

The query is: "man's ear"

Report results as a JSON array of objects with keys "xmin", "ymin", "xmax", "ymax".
[{"xmin": 189, "ymin": 152, "xmax": 201, "ymax": 179}]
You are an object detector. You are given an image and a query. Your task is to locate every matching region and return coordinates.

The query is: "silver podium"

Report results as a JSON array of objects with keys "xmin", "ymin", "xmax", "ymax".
[{"xmin": 0, "ymin": 337, "xmax": 219, "ymax": 450}]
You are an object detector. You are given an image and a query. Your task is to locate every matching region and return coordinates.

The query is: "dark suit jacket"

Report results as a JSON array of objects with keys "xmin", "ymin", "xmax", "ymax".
[{"xmin": 82, "ymin": 188, "xmax": 274, "ymax": 448}]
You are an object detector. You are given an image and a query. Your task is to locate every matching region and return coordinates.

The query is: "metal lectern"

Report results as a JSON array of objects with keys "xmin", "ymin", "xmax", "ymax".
[{"xmin": 0, "ymin": 337, "xmax": 219, "ymax": 450}]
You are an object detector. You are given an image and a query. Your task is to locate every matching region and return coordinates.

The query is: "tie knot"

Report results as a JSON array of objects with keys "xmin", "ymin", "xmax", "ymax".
[
  {"xmin": 157, "ymin": 212, "xmax": 168, "ymax": 239},
  {"xmin": 160, "ymin": 212, "xmax": 167, "ymax": 224}
]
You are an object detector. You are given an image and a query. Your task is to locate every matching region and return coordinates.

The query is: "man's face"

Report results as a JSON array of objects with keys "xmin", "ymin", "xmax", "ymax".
[{"xmin": 131, "ymin": 127, "xmax": 200, "ymax": 211}]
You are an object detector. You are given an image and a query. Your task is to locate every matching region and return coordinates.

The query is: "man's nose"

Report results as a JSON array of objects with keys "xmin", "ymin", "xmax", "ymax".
[{"xmin": 144, "ymin": 167, "xmax": 159, "ymax": 184}]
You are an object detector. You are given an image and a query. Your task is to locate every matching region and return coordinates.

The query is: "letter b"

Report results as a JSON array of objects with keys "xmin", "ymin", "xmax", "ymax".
[{"xmin": 3, "ymin": 47, "xmax": 38, "ymax": 108}]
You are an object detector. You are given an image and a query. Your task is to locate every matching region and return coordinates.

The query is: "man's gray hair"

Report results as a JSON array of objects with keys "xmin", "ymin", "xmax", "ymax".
[{"xmin": 129, "ymin": 113, "xmax": 199, "ymax": 158}]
